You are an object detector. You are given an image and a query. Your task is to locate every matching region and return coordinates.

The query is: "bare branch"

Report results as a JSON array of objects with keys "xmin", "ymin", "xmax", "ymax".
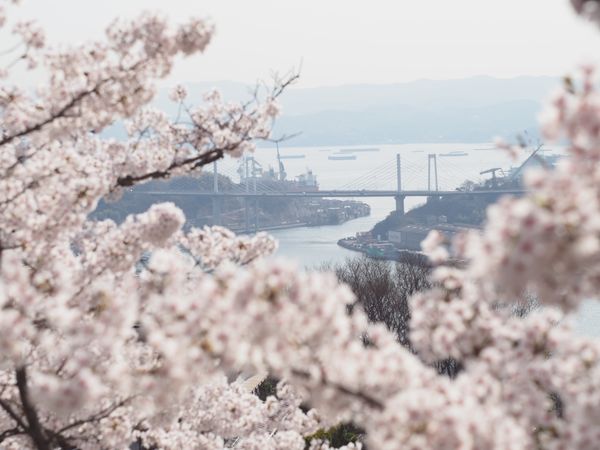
[
  {"xmin": 264, "ymin": 131, "xmax": 302, "ymax": 144},
  {"xmin": 0, "ymin": 41, "xmax": 24, "ymax": 57}
]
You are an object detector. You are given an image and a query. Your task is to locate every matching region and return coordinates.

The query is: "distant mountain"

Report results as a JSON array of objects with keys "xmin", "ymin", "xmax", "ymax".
[
  {"xmin": 276, "ymin": 76, "xmax": 558, "ymax": 115},
  {"xmin": 272, "ymin": 99, "xmax": 541, "ymax": 145},
  {"xmin": 148, "ymin": 76, "xmax": 558, "ymax": 146}
]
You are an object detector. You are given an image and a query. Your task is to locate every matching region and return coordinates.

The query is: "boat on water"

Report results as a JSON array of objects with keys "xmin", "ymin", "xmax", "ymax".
[
  {"xmin": 439, "ymin": 151, "xmax": 468, "ymax": 157},
  {"xmin": 279, "ymin": 154, "xmax": 306, "ymax": 159},
  {"xmin": 328, "ymin": 154, "xmax": 357, "ymax": 161},
  {"xmin": 338, "ymin": 148, "xmax": 380, "ymax": 153}
]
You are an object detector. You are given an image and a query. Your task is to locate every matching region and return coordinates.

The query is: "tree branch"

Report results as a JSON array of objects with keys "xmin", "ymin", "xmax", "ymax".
[
  {"xmin": 0, "ymin": 60, "xmax": 145, "ymax": 149},
  {"xmin": 0, "ymin": 426, "xmax": 22, "ymax": 444},
  {"xmin": 291, "ymin": 369, "xmax": 384, "ymax": 411},
  {"xmin": 16, "ymin": 367, "xmax": 50, "ymax": 450},
  {"xmin": 0, "ymin": 398, "xmax": 28, "ymax": 431},
  {"xmin": 57, "ymin": 397, "xmax": 131, "ymax": 435},
  {"xmin": 116, "ymin": 148, "xmax": 223, "ymax": 187},
  {"xmin": 0, "ymin": 85, "xmax": 102, "ymax": 148}
]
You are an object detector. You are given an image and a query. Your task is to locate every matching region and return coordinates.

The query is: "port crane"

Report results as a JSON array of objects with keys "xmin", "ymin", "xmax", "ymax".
[
  {"xmin": 276, "ymin": 141, "xmax": 287, "ymax": 181},
  {"xmin": 479, "ymin": 167, "xmax": 504, "ymax": 188}
]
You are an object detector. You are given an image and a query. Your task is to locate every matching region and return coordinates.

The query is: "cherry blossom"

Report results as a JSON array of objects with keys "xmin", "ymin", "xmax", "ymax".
[{"xmin": 2, "ymin": 1, "xmax": 600, "ymax": 449}]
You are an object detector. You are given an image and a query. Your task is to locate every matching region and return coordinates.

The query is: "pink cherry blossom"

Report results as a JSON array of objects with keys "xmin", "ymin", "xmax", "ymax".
[{"xmin": 1, "ymin": 1, "xmax": 600, "ymax": 449}]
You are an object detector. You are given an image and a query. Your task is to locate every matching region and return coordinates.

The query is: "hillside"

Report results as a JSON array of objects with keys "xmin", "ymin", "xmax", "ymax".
[{"xmin": 371, "ymin": 176, "xmax": 522, "ymax": 239}]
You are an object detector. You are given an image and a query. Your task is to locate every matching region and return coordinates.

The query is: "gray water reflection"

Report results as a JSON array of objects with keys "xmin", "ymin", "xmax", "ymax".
[{"xmin": 270, "ymin": 197, "xmax": 394, "ymax": 269}]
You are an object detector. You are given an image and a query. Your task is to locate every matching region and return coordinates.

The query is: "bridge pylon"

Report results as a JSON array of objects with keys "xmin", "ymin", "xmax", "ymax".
[
  {"xmin": 394, "ymin": 154, "xmax": 405, "ymax": 216},
  {"xmin": 428, "ymin": 154, "xmax": 439, "ymax": 191},
  {"xmin": 212, "ymin": 197, "xmax": 221, "ymax": 226},
  {"xmin": 212, "ymin": 161, "xmax": 221, "ymax": 225},
  {"xmin": 394, "ymin": 194, "xmax": 405, "ymax": 216},
  {"xmin": 253, "ymin": 197, "xmax": 259, "ymax": 233}
]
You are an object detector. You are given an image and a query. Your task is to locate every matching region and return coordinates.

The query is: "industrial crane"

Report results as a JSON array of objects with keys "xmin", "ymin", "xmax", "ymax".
[
  {"xmin": 276, "ymin": 141, "xmax": 286, "ymax": 181},
  {"xmin": 479, "ymin": 167, "xmax": 504, "ymax": 188}
]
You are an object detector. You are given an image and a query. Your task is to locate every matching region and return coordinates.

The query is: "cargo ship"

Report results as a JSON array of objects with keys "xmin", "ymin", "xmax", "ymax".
[
  {"xmin": 328, "ymin": 154, "xmax": 357, "ymax": 161},
  {"xmin": 439, "ymin": 151, "xmax": 468, "ymax": 157}
]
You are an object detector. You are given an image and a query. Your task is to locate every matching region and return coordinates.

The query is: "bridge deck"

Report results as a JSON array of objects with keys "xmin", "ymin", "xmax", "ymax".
[{"xmin": 130, "ymin": 189, "xmax": 525, "ymax": 198}]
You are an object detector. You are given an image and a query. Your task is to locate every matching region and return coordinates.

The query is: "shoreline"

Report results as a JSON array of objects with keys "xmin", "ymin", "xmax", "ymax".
[
  {"xmin": 230, "ymin": 222, "xmax": 309, "ymax": 233},
  {"xmin": 228, "ymin": 208, "xmax": 371, "ymax": 234},
  {"xmin": 337, "ymin": 237, "xmax": 430, "ymax": 265}
]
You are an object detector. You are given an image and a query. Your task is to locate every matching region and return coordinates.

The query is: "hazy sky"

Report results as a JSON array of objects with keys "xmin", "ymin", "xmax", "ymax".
[{"xmin": 11, "ymin": 0, "xmax": 600, "ymax": 88}]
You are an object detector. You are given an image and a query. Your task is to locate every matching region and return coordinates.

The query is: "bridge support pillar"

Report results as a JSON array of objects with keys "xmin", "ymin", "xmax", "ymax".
[
  {"xmin": 211, "ymin": 196, "xmax": 221, "ymax": 226},
  {"xmin": 253, "ymin": 198, "xmax": 259, "ymax": 233},
  {"xmin": 394, "ymin": 194, "xmax": 405, "ymax": 217},
  {"xmin": 244, "ymin": 197, "xmax": 250, "ymax": 233}
]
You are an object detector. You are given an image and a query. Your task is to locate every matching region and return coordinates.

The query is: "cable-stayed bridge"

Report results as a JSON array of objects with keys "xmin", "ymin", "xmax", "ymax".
[{"xmin": 131, "ymin": 153, "xmax": 525, "ymax": 231}]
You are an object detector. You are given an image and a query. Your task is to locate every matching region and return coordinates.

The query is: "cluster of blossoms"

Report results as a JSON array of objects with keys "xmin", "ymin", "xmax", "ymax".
[
  {"xmin": 3, "ymin": 0, "xmax": 600, "ymax": 449},
  {"xmin": 410, "ymin": 62, "xmax": 600, "ymax": 448},
  {"xmin": 571, "ymin": 0, "xmax": 600, "ymax": 25},
  {"xmin": 180, "ymin": 226, "xmax": 277, "ymax": 269},
  {"xmin": 138, "ymin": 378, "xmax": 322, "ymax": 450}
]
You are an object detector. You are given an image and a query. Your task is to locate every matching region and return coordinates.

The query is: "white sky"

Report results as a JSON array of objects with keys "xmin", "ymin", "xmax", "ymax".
[{"xmin": 10, "ymin": 0, "xmax": 600, "ymax": 88}]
